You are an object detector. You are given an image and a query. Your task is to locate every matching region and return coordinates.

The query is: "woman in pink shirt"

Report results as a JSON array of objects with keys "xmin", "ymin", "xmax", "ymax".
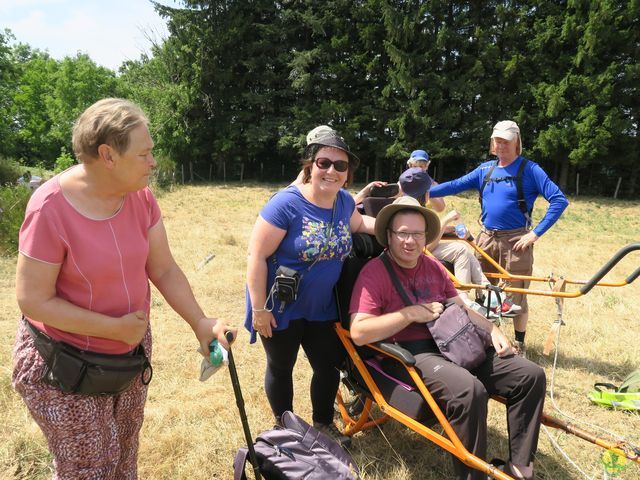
[{"xmin": 12, "ymin": 98, "xmax": 235, "ymax": 479}]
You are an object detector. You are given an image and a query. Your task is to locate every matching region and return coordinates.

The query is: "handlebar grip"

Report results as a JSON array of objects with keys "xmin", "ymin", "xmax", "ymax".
[{"xmin": 579, "ymin": 242, "xmax": 640, "ymax": 295}]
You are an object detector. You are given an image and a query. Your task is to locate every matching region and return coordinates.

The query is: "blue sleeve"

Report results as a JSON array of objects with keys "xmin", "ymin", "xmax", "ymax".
[
  {"xmin": 429, "ymin": 165, "xmax": 485, "ymax": 198},
  {"xmin": 259, "ymin": 187, "xmax": 296, "ymax": 230},
  {"xmin": 529, "ymin": 163, "xmax": 569, "ymax": 237},
  {"xmin": 340, "ymin": 188, "xmax": 356, "ymax": 218}
]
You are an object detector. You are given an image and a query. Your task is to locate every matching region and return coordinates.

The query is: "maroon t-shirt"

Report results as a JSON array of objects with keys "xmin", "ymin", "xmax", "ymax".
[{"xmin": 349, "ymin": 254, "xmax": 458, "ymax": 342}]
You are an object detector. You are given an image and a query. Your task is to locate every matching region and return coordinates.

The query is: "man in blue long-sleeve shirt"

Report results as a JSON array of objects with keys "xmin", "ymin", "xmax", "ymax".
[{"xmin": 430, "ymin": 120, "xmax": 568, "ymax": 356}]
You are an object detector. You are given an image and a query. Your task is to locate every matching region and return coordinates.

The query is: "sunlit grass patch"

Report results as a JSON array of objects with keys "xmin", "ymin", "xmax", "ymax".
[{"xmin": 1, "ymin": 183, "xmax": 638, "ymax": 479}]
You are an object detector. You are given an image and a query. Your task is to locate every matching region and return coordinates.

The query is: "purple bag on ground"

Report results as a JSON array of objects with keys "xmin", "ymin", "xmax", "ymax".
[
  {"xmin": 427, "ymin": 304, "xmax": 492, "ymax": 370},
  {"xmin": 233, "ymin": 411, "xmax": 360, "ymax": 480}
]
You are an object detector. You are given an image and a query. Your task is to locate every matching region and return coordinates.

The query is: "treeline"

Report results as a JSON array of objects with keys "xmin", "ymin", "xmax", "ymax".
[{"xmin": 1, "ymin": 1, "xmax": 639, "ymax": 197}]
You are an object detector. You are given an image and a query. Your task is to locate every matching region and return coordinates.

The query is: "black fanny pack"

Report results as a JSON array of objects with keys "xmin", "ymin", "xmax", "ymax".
[{"xmin": 26, "ymin": 319, "xmax": 153, "ymax": 396}]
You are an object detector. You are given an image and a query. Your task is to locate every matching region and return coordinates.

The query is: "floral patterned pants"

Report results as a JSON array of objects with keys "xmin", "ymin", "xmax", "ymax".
[{"xmin": 12, "ymin": 320, "xmax": 151, "ymax": 480}]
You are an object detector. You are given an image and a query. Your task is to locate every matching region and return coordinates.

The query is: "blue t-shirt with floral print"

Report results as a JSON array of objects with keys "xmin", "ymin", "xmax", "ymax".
[{"xmin": 244, "ymin": 185, "xmax": 355, "ymax": 343}]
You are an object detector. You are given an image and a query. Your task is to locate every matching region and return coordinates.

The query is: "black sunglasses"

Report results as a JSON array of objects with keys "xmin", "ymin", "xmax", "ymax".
[{"xmin": 315, "ymin": 157, "xmax": 349, "ymax": 172}]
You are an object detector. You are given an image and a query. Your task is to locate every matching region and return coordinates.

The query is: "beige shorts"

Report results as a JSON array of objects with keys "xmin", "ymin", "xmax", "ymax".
[{"xmin": 475, "ymin": 228, "xmax": 533, "ymax": 313}]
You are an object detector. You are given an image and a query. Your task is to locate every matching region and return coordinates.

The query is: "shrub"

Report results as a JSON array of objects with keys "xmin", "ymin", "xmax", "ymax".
[
  {"xmin": 151, "ymin": 154, "xmax": 177, "ymax": 190},
  {"xmin": 0, "ymin": 157, "xmax": 23, "ymax": 186},
  {"xmin": 0, "ymin": 185, "xmax": 31, "ymax": 256},
  {"xmin": 54, "ymin": 147, "xmax": 76, "ymax": 174}
]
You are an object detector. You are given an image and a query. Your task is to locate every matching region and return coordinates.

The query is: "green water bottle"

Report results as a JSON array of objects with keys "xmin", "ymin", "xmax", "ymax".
[{"xmin": 209, "ymin": 340, "xmax": 224, "ymax": 366}]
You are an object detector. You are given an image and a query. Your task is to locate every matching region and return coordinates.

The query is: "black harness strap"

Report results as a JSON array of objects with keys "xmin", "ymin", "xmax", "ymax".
[
  {"xmin": 380, "ymin": 251, "xmax": 413, "ymax": 307},
  {"xmin": 479, "ymin": 158, "xmax": 531, "ymax": 228}
]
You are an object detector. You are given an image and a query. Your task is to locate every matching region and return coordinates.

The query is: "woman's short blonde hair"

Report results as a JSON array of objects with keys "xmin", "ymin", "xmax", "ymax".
[{"xmin": 72, "ymin": 98, "xmax": 149, "ymax": 163}]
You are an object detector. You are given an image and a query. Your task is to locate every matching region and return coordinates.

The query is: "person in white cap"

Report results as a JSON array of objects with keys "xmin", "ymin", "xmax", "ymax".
[
  {"xmin": 245, "ymin": 125, "xmax": 375, "ymax": 447},
  {"xmin": 429, "ymin": 120, "xmax": 569, "ymax": 357}
]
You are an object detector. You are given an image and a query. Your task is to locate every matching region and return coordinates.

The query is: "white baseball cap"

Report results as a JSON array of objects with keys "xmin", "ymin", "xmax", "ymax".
[
  {"xmin": 491, "ymin": 120, "xmax": 520, "ymax": 141},
  {"xmin": 306, "ymin": 125, "xmax": 336, "ymax": 145}
]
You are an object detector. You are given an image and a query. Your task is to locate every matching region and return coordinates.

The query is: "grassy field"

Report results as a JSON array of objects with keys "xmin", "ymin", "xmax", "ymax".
[{"xmin": 1, "ymin": 183, "xmax": 639, "ymax": 479}]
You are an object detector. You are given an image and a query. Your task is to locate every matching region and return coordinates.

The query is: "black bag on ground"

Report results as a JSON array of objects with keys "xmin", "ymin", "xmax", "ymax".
[
  {"xmin": 233, "ymin": 411, "xmax": 360, "ymax": 480},
  {"xmin": 26, "ymin": 319, "xmax": 152, "ymax": 395}
]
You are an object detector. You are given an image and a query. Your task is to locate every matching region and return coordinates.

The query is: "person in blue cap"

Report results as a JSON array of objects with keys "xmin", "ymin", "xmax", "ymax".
[
  {"xmin": 407, "ymin": 149, "xmax": 430, "ymax": 170},
  {"xmin": 405, "ymin": 150, "xmax": 445, "ymax": 212}
]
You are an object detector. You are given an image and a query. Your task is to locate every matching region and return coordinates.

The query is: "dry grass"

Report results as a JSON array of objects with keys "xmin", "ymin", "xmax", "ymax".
[{"xmin": 1, "ymin": 183, "xmax": 639, "ymax": 479}]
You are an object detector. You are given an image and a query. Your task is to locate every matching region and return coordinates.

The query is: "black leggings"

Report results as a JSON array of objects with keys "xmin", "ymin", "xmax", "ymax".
[{"xmin": 260, "ymin": 319, "xmax": 346, "ymax": 425}]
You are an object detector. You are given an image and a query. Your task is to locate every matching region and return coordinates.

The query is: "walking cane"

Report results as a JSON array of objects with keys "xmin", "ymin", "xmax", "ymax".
[{"xmin": 225, "ymin": 331, "xmax": 262, "ymax": 480}]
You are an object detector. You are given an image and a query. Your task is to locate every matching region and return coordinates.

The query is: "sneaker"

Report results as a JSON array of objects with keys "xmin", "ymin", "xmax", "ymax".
[
  {"xmin": 481, "ymin": 293, "xmax": 501, "ymax": 309},
  {"xmin": 313, "ymin": 422, "xmax": 352, "ymax": 448},
  {"xmin": 513, "ymin": 340, "xmax": 527, "ymax": 359},
  {"xmin": 500, "ymin": 299, "xmax": 522, "ymax": 315},
  {"xmin": 465, "ymin": 299, "xmax": 501, "ymax": 324}
]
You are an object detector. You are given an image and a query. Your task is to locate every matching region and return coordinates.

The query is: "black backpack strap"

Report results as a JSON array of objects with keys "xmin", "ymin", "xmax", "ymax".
[
  {"xmin": 379, "ymin": 252, "xmax": 413, "ymax": 307},
  {"xmin": 514, "ymin": 158, "xmax": 532, "ymax": 228},
  {"xmin": 478, "ymin": 160, "xmax": 498, "ymax": 217},
  {"xmin": 479, "ymin": 158, "xmax": 532, "ymax": 229}
]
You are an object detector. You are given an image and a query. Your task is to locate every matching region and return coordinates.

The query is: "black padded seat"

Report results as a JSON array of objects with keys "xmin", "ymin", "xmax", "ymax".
[{"xmin": 362, "ymin": 197, "xmax": 394, "ymax": 217}]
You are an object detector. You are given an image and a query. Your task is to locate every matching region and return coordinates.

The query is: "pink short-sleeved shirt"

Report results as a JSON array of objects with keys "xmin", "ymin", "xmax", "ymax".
[
  {"xmin": 19, "ymin": 170, "xmax": 161, "ymax": 354},
  {"xmin": 349, "ymin": 254, "xmax": 459, "ymax": 342}
]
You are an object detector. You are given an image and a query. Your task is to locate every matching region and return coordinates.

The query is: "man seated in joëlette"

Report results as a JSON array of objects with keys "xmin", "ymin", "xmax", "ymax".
[{"xmin": 348, "ymin": 196, "xmax": 545, "ymax": 480}]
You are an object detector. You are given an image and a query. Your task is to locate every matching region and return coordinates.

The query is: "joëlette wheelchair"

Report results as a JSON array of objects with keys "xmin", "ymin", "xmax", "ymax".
[{"xmin": 332, "ymin": 233, "xmax": 640, "ymax": 479}]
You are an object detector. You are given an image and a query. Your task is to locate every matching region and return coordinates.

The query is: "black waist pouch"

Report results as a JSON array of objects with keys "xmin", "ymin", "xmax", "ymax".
[{"xmin": 26, "ymin": 320, "xmax": 152, "ymax": 396}]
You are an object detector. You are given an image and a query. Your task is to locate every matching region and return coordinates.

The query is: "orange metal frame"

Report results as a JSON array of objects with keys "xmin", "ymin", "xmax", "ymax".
[
  {"xmin": 332, "ymin": 240, "xmax": 640, "ymax": 478},
  {"xmin": 426, "ymin": 239, "xmax": 640, "ymax": 299},
  {"xmin": 334, "ymin": 324, "xmax": 640, "ymax": 479}
]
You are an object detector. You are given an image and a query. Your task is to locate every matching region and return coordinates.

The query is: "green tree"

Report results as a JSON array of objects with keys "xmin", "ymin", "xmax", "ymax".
[
  {"xmin": 0, "ymin": 29, "xmax": 20, "ymax": 159},
  {"xmin": 119, "ymin": 49, "xmax": 192, "ymax": 165},
  {"xmin": 529, "ymin": 0, "xmax": 639, "ymax": 195},
  {"xmin": 46, "ymin": 54, "xmax": 120, "ymax": 149},
  {"xmin": 112, "ymin": 0, "xmax": 640, "ymax": 197},
  {"xmin": 10, "ymin": 47, "xmax": 59, "ymax": 165}
]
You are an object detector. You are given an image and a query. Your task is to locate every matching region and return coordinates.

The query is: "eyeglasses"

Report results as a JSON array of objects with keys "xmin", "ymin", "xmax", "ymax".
[
  {"xmin": 389, "ymin": 229, "xmax": 426, "ymax": 241},
  {"xmin": 315, "ymin": 157, "xmax": 349, "ymax": 172}
]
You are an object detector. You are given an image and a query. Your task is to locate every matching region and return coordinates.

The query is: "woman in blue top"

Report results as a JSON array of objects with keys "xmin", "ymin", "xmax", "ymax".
[
  {"xmin": 245, "ymin": 126, "xmax": 374, "ymax": 445},
  {"xmin": 430, "ymin": 121, "xmax": 568, "ymax": 357}
]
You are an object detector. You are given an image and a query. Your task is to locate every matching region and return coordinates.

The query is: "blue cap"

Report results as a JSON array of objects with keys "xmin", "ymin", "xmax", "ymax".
[
  {"xmin": 409, "ymin": 149, "xmax": 429, "ymax": 162},
  {"xmin": 399, "ymin": 167, "xmax": 432, "ymax": 199}
]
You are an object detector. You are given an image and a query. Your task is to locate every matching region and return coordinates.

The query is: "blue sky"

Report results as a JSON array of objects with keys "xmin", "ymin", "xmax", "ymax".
[{"xmin": 1, "ymin": 0, "xmax": 182, "ymax": 71}]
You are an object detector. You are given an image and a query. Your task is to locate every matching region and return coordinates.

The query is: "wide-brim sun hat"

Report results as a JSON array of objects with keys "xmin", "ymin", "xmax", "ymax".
[
  {"xmin": 306, "ymin": 126, "xmax": 360, "ymax": 168},
  {"xmin": 375, "ymin": 196, "xmax": 441, "ymax": 247}
]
